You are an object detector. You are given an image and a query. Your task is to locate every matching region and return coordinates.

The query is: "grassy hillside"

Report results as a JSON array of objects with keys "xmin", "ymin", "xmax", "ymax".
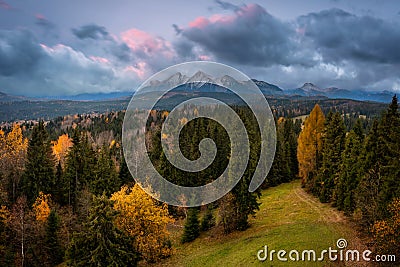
[{"xmin": 154, "ymin": 181, "xmax": 369, "ymax": 267}]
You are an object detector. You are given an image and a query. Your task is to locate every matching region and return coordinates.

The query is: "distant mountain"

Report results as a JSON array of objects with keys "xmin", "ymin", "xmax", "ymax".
[
  {"xmin": 0, "ymin": 91, "xmax": 30, "ymax": 102},
  {"xmin": 42, "ymin": 91, "xmax": 132, "ymax": 101},
  {"xmin": 251, "ymin": 79, "xmax": 283, "ymax": 95},
  {"xmin": 285, "ymin": 83, "xmax": 395, "ymax": 102}
]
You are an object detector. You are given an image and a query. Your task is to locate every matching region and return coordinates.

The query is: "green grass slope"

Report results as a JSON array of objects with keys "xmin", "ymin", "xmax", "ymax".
[{"xmin": 154, "ymin": 180, "xmax": 368, "ymax": 267}]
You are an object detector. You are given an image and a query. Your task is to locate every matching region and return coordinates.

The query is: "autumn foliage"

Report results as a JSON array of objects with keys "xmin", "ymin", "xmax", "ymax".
[
  {"xmin": 297, "ymin": 104, "xmax": 325, "ymax": 187},
  {"xmin": 52, "ymin": 133, "xmax": 72, "ymax": 168},
  {"xmin": 32, "ymin": 192, "xmax": 51, "ymax": 222},
  {"xmin": 372, "ymin": 198, "xmax": 400, "ymax": 256},
  {"xmin": 111, "ymin": 184, "xmax": 173, "ymax": 263}
]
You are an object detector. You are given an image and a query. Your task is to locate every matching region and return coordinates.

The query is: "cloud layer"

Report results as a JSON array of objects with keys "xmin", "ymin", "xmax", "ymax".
[{"xmin": 1, "ymin": 2, "xmax": 400, "ymax": 96}]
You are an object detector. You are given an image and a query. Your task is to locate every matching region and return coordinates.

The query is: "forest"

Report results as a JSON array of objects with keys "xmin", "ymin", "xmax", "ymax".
[{"xmin": 0, "ymin": 96, "xmax": 398, "ymax": 266}]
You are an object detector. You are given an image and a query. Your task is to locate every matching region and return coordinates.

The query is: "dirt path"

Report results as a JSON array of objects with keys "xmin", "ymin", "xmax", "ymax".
[{"xmin": 293, "ymin": 186, "xmax": 372, "ymax": 266}]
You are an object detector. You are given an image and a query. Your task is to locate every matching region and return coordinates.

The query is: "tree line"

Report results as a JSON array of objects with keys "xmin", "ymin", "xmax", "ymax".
[{"xmin": 297, "ymin": 95, "xmax": 400, "ymax": 257}]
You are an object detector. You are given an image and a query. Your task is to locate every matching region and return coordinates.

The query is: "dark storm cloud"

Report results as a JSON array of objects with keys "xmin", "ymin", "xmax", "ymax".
[
  {"xmin": 0, "ymin": 0, "xmax": 11, "ymax": 10},
  {"xmin": 214, "ymin": 0, "xmax": 240, "ymax": 12},
  {"xmin": 172, "ymin": 24, "xmax": 183, "ymax": 35},
  {"xmin": 178, "ymin": 4, "xmax": 313, "ymax": 67},
  {"xmin": 35, "ymin": 14, "xmax": 55, "ymax": 30},
  {"xmin": 0, "ymin": 30, "xmax": 44, "ymax": 76},
  {"xmin": 0, "ymin": 29, "xmax": 139, "ymax": 96},
  {"xmin": 72, "ymin": 24, "xmax": 110, "ymax": 40},
  {"xmin": 297, "ymin": 8, "xmax": 400, "ymax": 64}
]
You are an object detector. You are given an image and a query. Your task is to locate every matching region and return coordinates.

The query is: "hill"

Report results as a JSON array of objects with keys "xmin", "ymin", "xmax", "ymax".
[{"xmin": 155, "ymin": 181, "xmax": 369, "ymax": 267}]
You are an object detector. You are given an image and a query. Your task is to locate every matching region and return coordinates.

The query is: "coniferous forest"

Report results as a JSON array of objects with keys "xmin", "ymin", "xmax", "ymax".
[{"xmin": 0, "ymin": 96, "xmax": 399, "ymax": 266}]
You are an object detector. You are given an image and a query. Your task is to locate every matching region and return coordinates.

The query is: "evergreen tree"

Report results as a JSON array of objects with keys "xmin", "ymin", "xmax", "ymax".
[
  {"xmin": 316, "ymin": 112, "xmax": 346, "ymax": 203},
  {"xmin": 181, "ymin": 208, "xmax": 200, "ymax": 243},
  {"xmin": 45, "ymin": 210, "xmax": 63, "ymax": 266},
  {"xmin": 63, "ymin": 129, "xmax": 95, "ymax": 208},
  {"xmin": 66, "ymin": 194, "xmax": 138, "ymax": 267},
  {"xmin": 377, "ymin": 95, "xmax": 400, "ymax": 218},
  {"xmin": 119, "ymin": 156, "xmax": 134, "ymax": 186},
  {"xmin": 335, "ymin": 130, "xmax": 362, "ymax": 213},
  {"xmin": 21, "ymin": 121, "xmax": 56, "ymax": 204},
  {"xmin": 355, "ymin": 119, "xmax": 381, "ymax": 226},
  {"xmin": 90, "ymin": 145, "xmax": 120, "ymax": 196},
  {"xmin": 200, "ymin": 204, "xmax": 215, "ymax": 232}
]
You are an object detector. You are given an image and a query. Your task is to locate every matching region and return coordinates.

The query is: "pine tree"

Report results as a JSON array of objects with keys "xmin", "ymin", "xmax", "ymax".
[
  {"xmin": 297, "ymin": 104, "xmax": 325, "ymax": 189},
  {"xmin": 316, "ymin": 112, "xmax": 346, "ymax": 203},
  {"xmin": 45, "ymin": 210, "xmax": 63, "ymax": 266},
  {"xmin": 377, "ymin": 95, "xmax": 400, "ymax": 218},
  {"xmin": 200, "ymin": 204, "xmax": 215, "ymax": 232},
  {"xmin": 355, "ymin": 119, "xmax": 381, "ymax": 226},
  {"xmin": 63, "ymin": 129, "xmax": 96, "ymax": 208},
  {"xmin": 90, "ymin": 145, "xmax": 120, "ymax": 196},
  {"xmin": 335, "ymin": 130, "xmax": 362, "ymax": 213},
  {"xmin": 181, "ymin": 208, "xmax": 200, "ymax": 243},
  {"xmin": 21, "ymin": 121, "xmax": 56, "ymax": 205},
  {"xmin": 66, "ymin": 194, "xmax": 139, "ymax": 267},
  {"xmin": 119, "ymin": 156, "xmax": 134, "ymax": 186}
]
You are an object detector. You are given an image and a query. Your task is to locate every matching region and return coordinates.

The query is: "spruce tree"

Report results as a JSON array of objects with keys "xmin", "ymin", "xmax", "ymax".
[
  {"xmin": 181, "ymin": 208, "xmax": 200, "ymax": 243},
  {"xmin": 21, "ymin": 121, "xmax": 56, "ymax": 204},
  {"xmin": 66, "ymin": 194, "xmax": 139, "ymax": 266},
  {"xmin": 316, "ymin": 112, "xmax": 346, "ymax": 203},
  {"xmin": 377, "ymin": 95, "xmax": 400, "ymax": 218},
  {"xmin": 45, "ymin": 210, "xmax": 63, "ymax": 266},
  {"xmin": 355, "ymin": 119, "xmax": 381, "ymax": 226},
  {"xmin": 335, "ymin": 130, "xmax": 362, "ymax": 213},
  {"xmin": 90, "ymin": 145, "xmax": 120, "ymax": 197},
  {"xmin": 119, "ymin": 156, "xmax": 134, "ymax": 186},
  {"xmin": 63, "ymin": 129, "xmax": 96, "ymax": 209}
]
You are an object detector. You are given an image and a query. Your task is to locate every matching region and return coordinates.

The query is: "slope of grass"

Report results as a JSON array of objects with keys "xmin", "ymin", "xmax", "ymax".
[{"xmin": 154, "ymin": 180, "xmax": 368, "ymax": 267}]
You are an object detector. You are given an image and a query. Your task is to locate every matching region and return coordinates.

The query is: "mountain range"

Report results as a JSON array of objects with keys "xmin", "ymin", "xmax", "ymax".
[{"xmin": 0, "ymin": 71, "xmax": 396, "ymax": 103}]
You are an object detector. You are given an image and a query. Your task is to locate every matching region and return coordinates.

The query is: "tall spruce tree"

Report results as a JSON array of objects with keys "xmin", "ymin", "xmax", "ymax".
[
  {"xmin": 66, "ymin": 194, "xmax": 138, "ymax": 266},
  {"xmin": 355, "ymin": 119, "xmax": 381, "ymax": 226},
  {"xmin": 45, "ymin": 210, "xmax": 63, "ymax": 266},
  {"xmin": 377, "ymin": 95, "xmax": 400, "ymax": 218},
  {"xmin": 21, "ymin": 121, "xmax": 56, "ymax": 204},
  {"xmin": 316, "ymin": 112, "xmax": 346, "ymax": 203},
  {"xmin": 181, "ymin": 208, "xmax": 200, "ymax": 243},
  {"xmin": 90, "ymin": 145, "xmax": 120, "ymax": 196},
  {"xmin": 335, "ymin": 130, "xmax": 363, "ymax": 213},
  {"xmin": 63, "ymin": 129, "xmax": 96, "ymax": 209}
]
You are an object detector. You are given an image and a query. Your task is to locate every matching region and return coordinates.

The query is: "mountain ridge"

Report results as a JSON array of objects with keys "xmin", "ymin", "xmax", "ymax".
[{"xmin": 0, "ymin": 73, "xmax": 396, "ymax": 103}]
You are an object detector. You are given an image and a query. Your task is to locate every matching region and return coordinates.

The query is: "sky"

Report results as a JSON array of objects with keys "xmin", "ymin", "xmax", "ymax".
[{"xmin": 1, "ymin": 0, "xmax": 400, "ymax": 97}]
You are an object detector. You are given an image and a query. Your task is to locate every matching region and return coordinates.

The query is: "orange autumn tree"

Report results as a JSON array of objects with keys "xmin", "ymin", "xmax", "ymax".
[
  {"xmin": 0, "ymin": 124, "xmax": 28, "ymax": 202},
  {"xmin": 372, "ymin": 198, "xmax": 400, "ymax": 256},
  {"xmin": 297, "ymin": 104, "xmax": 325, "ymax": 188},
  {"xmin": 32, "ymin": 192, "xmax": 51, "ymax": 222},
  {"xmin": 52, "ymin": 134, "xmax": 72, "ymax": 168},
  {"xmin": 111, "ymin": 184, "xmax": 173, "ymax": 263}
]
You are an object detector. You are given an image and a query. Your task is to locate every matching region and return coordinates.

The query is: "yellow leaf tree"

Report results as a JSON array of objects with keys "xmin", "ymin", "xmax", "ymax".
[
  {"xmin": 111, "ymin": 184, "xmax": 173, "ymax": 263},
  {"xmin": 372, "ymin": 198, "xmax": 400, "ymax": 256},
  {"xmin": 0, "ymin": 124, "xmax": 28, "ymax": 202},
  {"xmin": 52, "ymin": 134, "xmax": 72, "ymax": 168},
  {"xmin": 32, "ymin": 192, "xmax": 51, "ymax": 222},
  {"xmin": 297, "ymin": 104, "xmax": 325, "ymax": 188}
]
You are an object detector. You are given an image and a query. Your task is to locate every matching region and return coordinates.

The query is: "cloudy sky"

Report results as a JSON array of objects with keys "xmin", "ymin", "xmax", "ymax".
[{"xmin": 1, "ymin": 0, "xmax": 400, "ymax": 97}]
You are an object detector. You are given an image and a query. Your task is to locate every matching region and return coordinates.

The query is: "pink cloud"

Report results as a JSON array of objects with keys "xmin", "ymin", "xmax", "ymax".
[
  {"xmin": 188, "ymin": 17, "xmax": 210, "ymax": 29},
  {"xmin": 198, "ymin": 55, "xmax": 211, "ymax": 61},
  {"xmin": 35, "ymin": 13, "xmax": 46, "ymax": 20},
  {"xmin": 187, "ymin": 4, "xmax": 263, "ymax": 30},
  {"xmin": 90, "ymin": 56, "xmax": 110, "ymax": 64},
  {"xmin": 121, "ymin": 28, "xmax": 174, "ymax": 59},
  {"xmin": 124, "ymin": 62, "xmax": 148, "ymax": 80},
  {"xmin": 0, "ymin": 0, "xmax": 11, "ymax": 9}
]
